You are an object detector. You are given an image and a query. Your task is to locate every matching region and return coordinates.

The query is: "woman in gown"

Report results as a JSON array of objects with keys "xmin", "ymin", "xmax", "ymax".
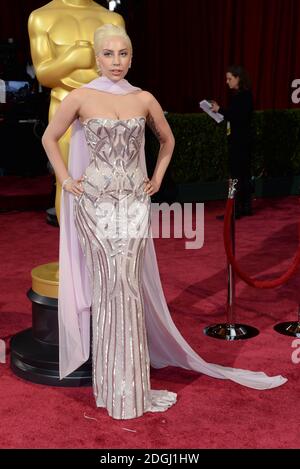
[{"xmin": 42, "ymin": 24, "xmax": 287, "ymax": 420}]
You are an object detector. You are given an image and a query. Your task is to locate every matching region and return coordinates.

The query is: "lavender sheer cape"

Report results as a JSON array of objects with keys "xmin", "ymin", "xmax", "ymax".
[{"xmin": 58, "ymin": 76, "xmax": 287, "ymax": 390}]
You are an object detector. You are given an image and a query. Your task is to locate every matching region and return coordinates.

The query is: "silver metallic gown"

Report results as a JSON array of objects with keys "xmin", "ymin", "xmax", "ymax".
[{"xmin": 74, "ymin": 117, "xmax": 176, "ymax": 419}]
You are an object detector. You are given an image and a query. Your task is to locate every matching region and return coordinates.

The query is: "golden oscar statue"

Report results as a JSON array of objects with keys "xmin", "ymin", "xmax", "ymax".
[
  {"xmin": 9, "ymin": 1, "xmax": 124, "ymax": 385},
  {"xmin": 28, "ymin": 0, "xmax": 124, "ymax": 222},
  {"xmin": 28, "ymin": 0, "xmax": 124, "ymax": 299}
]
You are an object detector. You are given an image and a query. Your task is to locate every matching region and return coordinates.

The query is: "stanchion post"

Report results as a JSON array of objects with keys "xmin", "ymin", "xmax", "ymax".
[
  {"xmin": 226, "ymin": 179, "xmax": 237, "ymax": 328},
  {"xmin": 204, "ymin": 178, "xmax": 259, "ymax": 340},
  {"xmin": 274, "ymin": 304, "xmax": 300, "ymax": 337}
]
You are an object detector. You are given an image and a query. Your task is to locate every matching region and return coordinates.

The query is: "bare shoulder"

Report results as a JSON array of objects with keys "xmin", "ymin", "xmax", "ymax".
[
  {"xmin": 70, "ymin": 87, "xmax": 94, "ymax": 98},
  {"xmin": 137, "ymin": 90, "xmax": 157, "ymax": 105},
  {"xmin": 62, "ymin": 88, "xmax": 87, "ymax": 105}
]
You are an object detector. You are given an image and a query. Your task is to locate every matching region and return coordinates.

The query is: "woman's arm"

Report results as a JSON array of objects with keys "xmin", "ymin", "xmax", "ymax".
[
  {"xmin": 142, "ymin": 92, "xmax": 175, "ymax": 196},
  {"xmin": 212, "ymin": 91, "xmax": 253, "ymax": 123},
  {"xmin": 41, "ymin": 89, "xmax": 83, "ymax": 195}
]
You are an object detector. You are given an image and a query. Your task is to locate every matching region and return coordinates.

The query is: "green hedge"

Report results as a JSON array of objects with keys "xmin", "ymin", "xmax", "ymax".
[{"xmin": 160, "ymin": 110, "xmax": 300, "ymax": 184}]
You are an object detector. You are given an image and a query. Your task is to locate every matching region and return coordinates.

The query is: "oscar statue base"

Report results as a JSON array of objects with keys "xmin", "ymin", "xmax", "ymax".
[
  {"xmin": 10, "ymin": 328, "xmax": 91, "ymax": 387},
  {"xmin": 274, "ymin": 321, "xmax": 300, "ymax": 337},
  {"xmin": 10, "ymin": 263, "xmax": 92, "ymax": 386},
  {"xmin": 204, "ymin": 323, "xmax": 260, "ymax": 341}
]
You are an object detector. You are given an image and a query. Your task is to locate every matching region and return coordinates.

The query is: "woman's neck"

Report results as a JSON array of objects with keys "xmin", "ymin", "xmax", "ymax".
[{"xmin": 100, "ymin": 75, "xmax": 126, "ymax": 84}]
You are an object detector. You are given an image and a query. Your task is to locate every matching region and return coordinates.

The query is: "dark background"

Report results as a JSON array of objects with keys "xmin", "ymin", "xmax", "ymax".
[{"xmin": 0, "ymin": 0, "xmax": 299, "ymax": 112}]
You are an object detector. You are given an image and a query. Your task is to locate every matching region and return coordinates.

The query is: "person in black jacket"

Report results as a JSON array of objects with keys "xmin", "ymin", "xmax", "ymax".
[{"xmin": 211, "ymin": 65, "xmax": 253, "ymax": 218}]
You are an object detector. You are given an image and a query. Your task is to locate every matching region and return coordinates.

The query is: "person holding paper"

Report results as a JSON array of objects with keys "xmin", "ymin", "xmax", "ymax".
[
  {"xmin": 199, "ymin": 99, "xmax": 224, "ymax": 123},
  {"xmin": 211, "ymin": 65, "xmax": 253, "ymax": 218}
]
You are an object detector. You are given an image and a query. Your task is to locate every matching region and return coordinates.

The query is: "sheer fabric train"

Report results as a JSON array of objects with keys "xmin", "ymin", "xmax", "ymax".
[{"xmin": 58, "ymin": 77, "xmax": 287, "ymax": 417}]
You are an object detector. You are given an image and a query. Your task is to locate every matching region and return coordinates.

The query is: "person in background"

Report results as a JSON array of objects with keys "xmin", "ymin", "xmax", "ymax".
[{"xmin": 211, "ymin": 65, "xmax": 253, "ymax": 218}]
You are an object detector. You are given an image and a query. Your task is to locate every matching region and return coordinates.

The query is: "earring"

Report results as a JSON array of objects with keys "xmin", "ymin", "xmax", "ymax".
[{"xmin": 95, "ymin": 57, "xmax": 101, "ymax": 74}]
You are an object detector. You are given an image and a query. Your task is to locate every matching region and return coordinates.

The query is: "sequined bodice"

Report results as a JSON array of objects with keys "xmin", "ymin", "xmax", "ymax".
[{"xmin": 82, "ymin": 117, "xmax": 146, "ymax": 197}]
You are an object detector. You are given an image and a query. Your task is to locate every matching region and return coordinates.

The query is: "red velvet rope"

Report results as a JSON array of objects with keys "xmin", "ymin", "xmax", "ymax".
[{"xmin": 224, "ymin": 198, "xmax": 300, "ymax": 288}]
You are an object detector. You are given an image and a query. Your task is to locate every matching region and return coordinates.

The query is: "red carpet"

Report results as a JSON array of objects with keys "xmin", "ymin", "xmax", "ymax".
[
  {"xmin": 0, "ymin": 196, "xmax": 300, "ymax": 448},
  {"xmin": 0, "ymin": 175, "xmax": 53, "ymax": 211}
]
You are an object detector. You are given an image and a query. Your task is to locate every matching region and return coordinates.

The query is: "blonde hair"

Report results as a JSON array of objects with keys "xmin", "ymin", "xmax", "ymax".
[{"xmin": 94, "ymin": 24, "xmax": 132, "ymax": 56}]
